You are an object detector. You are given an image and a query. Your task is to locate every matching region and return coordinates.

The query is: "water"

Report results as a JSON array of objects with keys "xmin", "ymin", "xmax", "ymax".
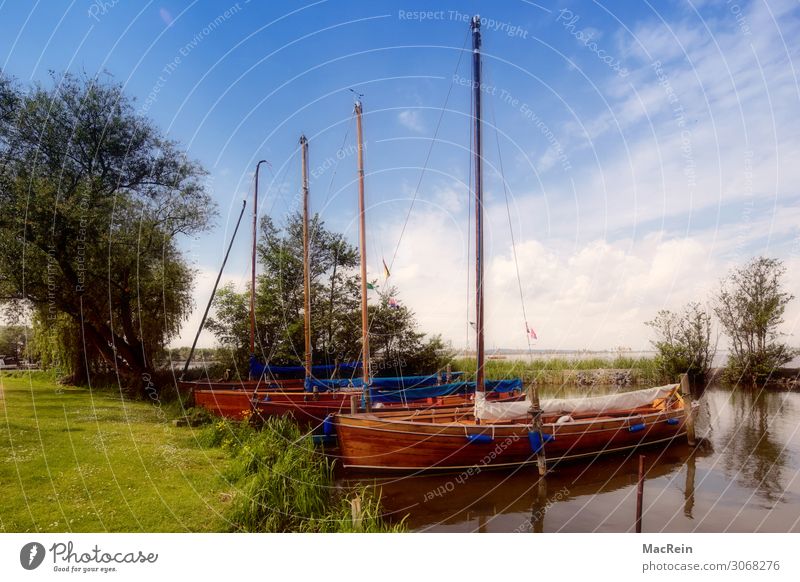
[{"xmin": 346, "ymin": 384, "xmax": 800, "ymax": 532}]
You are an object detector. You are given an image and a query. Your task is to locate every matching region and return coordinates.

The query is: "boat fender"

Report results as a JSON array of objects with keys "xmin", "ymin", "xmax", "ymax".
[
  {"xmin": 666, "ymin": 417, "xmax": 680, "ymax": 425},
  {"xmin": 466, "ymin": 433, "xmax": 493, "ymax": 444},
  {"xmin": 628, "ymin": 423, "xmax": 646, "ymax": 432},
  {"xmin": 556, "ymin": 415, "xmax": 573, "ymax": 424},
  {"xmin": 323, "ymin": 415, "xmax": 335, "ymax": 437},
  {"xmin": 528, "ymin": 431, "xmax": 554, "ymax": 453}
]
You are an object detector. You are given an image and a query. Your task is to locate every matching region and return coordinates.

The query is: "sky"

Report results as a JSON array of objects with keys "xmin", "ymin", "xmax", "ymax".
[{"xmin": 1, "ymin": 0, "xmax": 799, "ymax": 352}]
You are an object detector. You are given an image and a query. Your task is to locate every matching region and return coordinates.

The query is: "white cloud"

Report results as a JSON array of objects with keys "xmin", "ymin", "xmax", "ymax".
[{"xmin": 397, "ymin": 110, "xmax": 425, "ymax": 133}]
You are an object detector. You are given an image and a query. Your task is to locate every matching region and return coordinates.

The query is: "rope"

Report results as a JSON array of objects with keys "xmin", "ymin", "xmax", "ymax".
[
  {"xmin": 486, "ymin": 65, "xmax": 535, "ymax": 359},
  {"xmin": 387, "ymin": 28, "xmax": 471, "ymax": 274}
]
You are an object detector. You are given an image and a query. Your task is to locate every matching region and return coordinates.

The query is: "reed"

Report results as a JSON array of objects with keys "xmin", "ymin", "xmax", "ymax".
[
  {"xmin": 450, "ymin": 356, "xmax": 662, "ymax": 385},
  {"xmin": 200, "ymin": 416, "xmax": 403, "ymax": 532}
]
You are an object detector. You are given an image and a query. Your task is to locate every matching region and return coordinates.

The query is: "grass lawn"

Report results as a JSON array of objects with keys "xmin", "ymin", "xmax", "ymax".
[{"xmin": 0, "ymin": 371, "xmax": 231, "ymax": 532}]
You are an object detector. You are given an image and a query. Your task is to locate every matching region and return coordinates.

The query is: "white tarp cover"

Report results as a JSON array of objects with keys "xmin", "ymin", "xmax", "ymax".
[{"xmin": 474, "ymin": 384, "xmax": 678, "ymax": 421}]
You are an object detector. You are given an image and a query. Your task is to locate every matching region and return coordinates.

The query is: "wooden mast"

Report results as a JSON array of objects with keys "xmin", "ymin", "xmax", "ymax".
[
  {"xmin": 250, "ymin": 159, "xmax": 268, "ymax": 377},
  {"xmin": 354, "ymin": 100, "xmax": 371, "ymax": 407},
  {"xmin": 300, "ymin": 135, "xmax": 312, "ymax": 383},
  {"xmin": 472, "ymin": 15, "xmax": 485, "ymax": 394}
]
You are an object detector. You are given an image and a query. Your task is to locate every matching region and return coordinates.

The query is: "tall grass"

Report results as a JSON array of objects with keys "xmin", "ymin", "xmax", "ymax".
[
  {"xmin": 451, "ymin": 356, "xmax": 662, "ymax": 384},
  {"xmin": 199, "ymin": 417, "xmax": 403, "ymax": 532}
]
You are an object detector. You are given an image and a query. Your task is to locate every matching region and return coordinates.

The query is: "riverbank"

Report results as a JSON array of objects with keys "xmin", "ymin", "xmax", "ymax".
[{"xmin": 0, "ymin": 371, "xmax": 399, "ymax": 532}]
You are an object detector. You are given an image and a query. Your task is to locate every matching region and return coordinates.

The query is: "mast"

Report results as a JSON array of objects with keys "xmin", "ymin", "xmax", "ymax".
[
  {"xmin": 300, "ymin": 135, "xmax": 312, "ymax": 382},
  {"xmin": 472, "ymin": 15, "xmax": 485, "ymax": 394},
  {"xmin": 251, "ymin": 160, "xmax": 268, "ymax": 368},
  {"xmin": 354, "ymin": 101, "xmax": 371, "ymax": 402}
]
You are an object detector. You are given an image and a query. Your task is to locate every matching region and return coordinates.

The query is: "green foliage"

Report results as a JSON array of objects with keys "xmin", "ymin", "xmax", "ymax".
[
  {"xmin": 715, "ymin": 257, "xmax": 798, "ymax": 385},
  {"xmin": 0, "ymin": 72, "xmax": 215, "ymax": 394},
  {"xmin": 0, "ymin": 324, "xmax": 29, "ymax": 359},
  {"xmin": 207, "ymin": 211, "xmax": 449, "ymax": 377},
  {"xmin": 645, "ymin": 302, "xmax": 716, "ymax": 381},
  {"xmin": 204, "ymin": 417, "xmax": 402, "ymax": 532}
]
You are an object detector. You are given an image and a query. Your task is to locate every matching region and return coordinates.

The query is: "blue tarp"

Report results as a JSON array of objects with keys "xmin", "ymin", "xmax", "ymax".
[
  {"xmin": 369, "ymin": 378, "xmax": 523, "ymax": 404},
  {"xmin": 249, "ymin": 356, "xmax": 361, "ymax": 378},
  {"xmin": 304, "ymin": 372, "xmax": 468, "ymax": 392}
]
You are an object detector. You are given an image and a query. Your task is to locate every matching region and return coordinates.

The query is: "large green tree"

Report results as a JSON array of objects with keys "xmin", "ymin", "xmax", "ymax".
[{"xmin": 0, "ymin": 72, "xmax": 215, "ymax": 394}]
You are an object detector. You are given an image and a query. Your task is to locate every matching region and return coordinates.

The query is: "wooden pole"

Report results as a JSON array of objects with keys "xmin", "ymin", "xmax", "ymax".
[
  {"xmin": 354, "ymin": 101, "xmax": 371, "ymax": 412},
  {"xmin": 680, "ymin": 373, "xmax": 696, "ymax": 446},
  {"xmin": 350, "ymin": 394, "xmax": 359, "ymax": 415},
  {"xmin": 250, "ymin": 159, "xmax": 269, "ymax": 376},
  {"xmin": 471, "ymin": 15, "xmax": 485, "ymax": 395},
  {"xmin": 635, "ymin": 454, "xmax": 645, "ymax": 533},
  {"xmin": 300, "ymin": 135, "xmax": 312, "ymax": 384},
  {"xmin": 350, "ymin": 495, "xmax": 362, "ymax": 531},
  {"xmin": 528, "ymin": 383, "xmax": 547, "ymax": 476}
]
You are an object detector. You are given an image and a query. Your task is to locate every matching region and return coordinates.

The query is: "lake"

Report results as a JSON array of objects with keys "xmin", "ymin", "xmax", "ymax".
[{"xmin": 346, "ymin": 384, "xmax": 800, "ymax": 532}]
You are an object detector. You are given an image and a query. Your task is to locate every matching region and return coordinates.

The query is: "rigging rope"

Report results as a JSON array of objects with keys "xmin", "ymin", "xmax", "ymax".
[
  {"xmin": 386, "ymin": 28, "xmax": 471, "ymax": 274},
  {"xmin": 486, "ymin": 66, "xmax": 535, "ymax": 357}
]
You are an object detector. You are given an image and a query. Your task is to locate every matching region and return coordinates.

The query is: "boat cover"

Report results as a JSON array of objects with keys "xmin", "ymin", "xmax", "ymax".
[
  {"xmin": 474, "ymin": 384, "xmax": 679, "ymax": 421},
  {"xmin": 369, "ymin": 378, "xmax": 523, "ymax": 403},
  {"xmin": 249, "ymin": 356, "xmax": 361, "ymax": 378},
  {"xmin": 304, "ymin": 372, "xmax": 465, "ymax": 392}
]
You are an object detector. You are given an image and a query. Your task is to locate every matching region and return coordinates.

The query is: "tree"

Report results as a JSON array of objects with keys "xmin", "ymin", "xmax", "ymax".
[
  {"xmin": 714, "ymin": 256, "xmax": 797, "ymax": 385},
  {"xmin": 206, "ymin": 212, "xmax": 449, "ymax": 376},
  {"xmin": 645, "ymin": 302, "xmax": 716, "ymax": 382},
  {"xmin": 0, "ymin": 324, "xmax": 29, "ymax": 360},
  {"xmin": 0, "ymin": 72, "xmax": 215, "ymax": 394}
]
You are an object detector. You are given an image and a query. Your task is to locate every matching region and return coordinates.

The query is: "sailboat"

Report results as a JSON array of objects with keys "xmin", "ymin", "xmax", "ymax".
[
  {"xmin": 253, "ymin": 107, "xmax": 522, "ymax": 426},
  {"xmin": 332, "ymin": 16, "xmax": 691, "ymax": 470}
]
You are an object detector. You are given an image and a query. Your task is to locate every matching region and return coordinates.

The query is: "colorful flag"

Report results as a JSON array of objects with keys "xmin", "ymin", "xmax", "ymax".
[
  {"xmin": 527, "ymin": 325, "xmax": 538, "ymax": 340},
  {"xmin": 382, "ymin": 258, "xmax": 391, "ymax": 279},
  {"xmin": 388, "ymin": 297, "xmax": 399, "ymax": 309},
  {"xmin": 366, "ymin": 282, "xmax": 376, "ymax": 290}
]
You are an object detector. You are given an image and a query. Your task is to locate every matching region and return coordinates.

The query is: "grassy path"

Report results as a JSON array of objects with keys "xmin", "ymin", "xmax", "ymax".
[{"xmin": 0, "ymin": 372, "xmax": 231, "ymax": 532}]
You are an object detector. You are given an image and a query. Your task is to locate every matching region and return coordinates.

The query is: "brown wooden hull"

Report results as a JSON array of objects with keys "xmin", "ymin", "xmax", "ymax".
[
  {"xmin": 182, "ymin": 378, "xmax": 305, "ymax": 419},
  {"xmin": 254, "ymin": 392, "xmax": 523, "ymax": 427},
  {"xmin": 334, "ymin": 401, "xmax": 688, "ymax": 471}
]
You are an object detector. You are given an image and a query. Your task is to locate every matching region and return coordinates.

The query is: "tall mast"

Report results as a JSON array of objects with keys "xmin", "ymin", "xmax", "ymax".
[
  {"xmin": 354, "ymin": 101, "xmax": 371, "ymax": 397},
  {"xmin": 300, "ymin": 135, "xmax": 312, "ymax": 382},
  {"xmin": 251, "ymin": 159, "xmax": 268, "ymax": 373},
  {"xmin": 472, "ymin": 15, "xmax": 485, "ymax": 394}
]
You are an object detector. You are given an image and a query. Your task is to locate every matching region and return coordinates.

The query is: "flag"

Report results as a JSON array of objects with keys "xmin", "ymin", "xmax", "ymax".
[
  {"xmin": 366, "ymin": 282, "xmax": 376, "ymax": 290},
  {"xmin": 382, "ymin": 258, "xmax": 391, "ymax": 279},
  {"xmin": 527, "ymin": 325, "xmax": 538, "ymax": 340},
  {"xmin": 388, "ymin": 297, "xmax": 400, "ymax": 309}
]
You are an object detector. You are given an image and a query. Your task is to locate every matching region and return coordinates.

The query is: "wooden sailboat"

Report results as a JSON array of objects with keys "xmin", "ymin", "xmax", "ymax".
[
  {"xmin": 332, "ymin": 15, "xmax": 691, "ymax": 470},
  {"xmin": 254, "ymin": 110, "xmax": 521, "ymax": 426}
]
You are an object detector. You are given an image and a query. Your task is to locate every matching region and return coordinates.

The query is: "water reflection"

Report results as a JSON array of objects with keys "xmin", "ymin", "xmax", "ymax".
[{"xmin": 340, "ymin": 383, "xmax": 800, "ymax": 532}]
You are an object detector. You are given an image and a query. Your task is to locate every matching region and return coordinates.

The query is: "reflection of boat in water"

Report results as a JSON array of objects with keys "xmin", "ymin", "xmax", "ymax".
[{"xmin": 346, "ymin": 440, "xmax": 712, "ymax": 532}]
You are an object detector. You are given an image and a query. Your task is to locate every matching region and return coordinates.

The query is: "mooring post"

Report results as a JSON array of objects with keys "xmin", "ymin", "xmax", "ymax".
[
  {"xmin": 528, "ymin": 382, "xmax": 547, "ymax": 477},
  {"xmin": 446, "ymin": 363, "xmax": 452, "ymax": 383},
  {"xmin": 635, "ymin": 454, "xmax": 645, "ymax": 533},
  {"xmin": 350, "ymin": 394, "xmax": 359, "ymax": 415},
  {"xmin": 680, "ymin": 373, "xmax": 696, "ymax": 446},
  {"xmin": 350, "ymin": 495, "xmax": 363, "ymax": 531}
]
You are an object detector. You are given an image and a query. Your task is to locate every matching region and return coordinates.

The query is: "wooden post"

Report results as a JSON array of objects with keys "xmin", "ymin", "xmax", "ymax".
[
  {"xmin": 354, "ymin": 101, "xmax": 371, "ymax": 413},
  {"xmin": 680, "ymin": 373, "xmax": 696, "ymax": 446},
  {"xmin": 446, "ymin": 363, "xmax": 452, "ymax": 383},
  {"xmin": 528, "ymin": 383, "xmax": 547, "ymax": 477},
  {"xmin": 350, "ymin": 394, "xmax": 359, "ymax": 415},
  {"xmin": 635, "ymin": 454, "xmax": 645, "ymax": 533},
  {"xmin": 350, "ymin": 495, "xmax": 362, "ymax": 531}
]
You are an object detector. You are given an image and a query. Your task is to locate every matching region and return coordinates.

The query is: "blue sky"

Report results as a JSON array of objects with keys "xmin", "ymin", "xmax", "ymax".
[{"xmin": 2, "ymin": 0, "xmax": 799, "ymax": 351}]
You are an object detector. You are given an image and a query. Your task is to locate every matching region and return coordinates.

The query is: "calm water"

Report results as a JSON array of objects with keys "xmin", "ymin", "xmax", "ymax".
[{"xmin": 345, "ymin": 384, "xmax": 800, "ymax": 532}]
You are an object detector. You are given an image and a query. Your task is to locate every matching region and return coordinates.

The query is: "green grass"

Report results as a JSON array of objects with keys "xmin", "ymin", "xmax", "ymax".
[
  {"xmin": 200, "ymin": 416, "xmax": 404, "ymax": 532},
  {"xmin": 0, "ymin": 371, "xmax": 231, "ymax": 532}
]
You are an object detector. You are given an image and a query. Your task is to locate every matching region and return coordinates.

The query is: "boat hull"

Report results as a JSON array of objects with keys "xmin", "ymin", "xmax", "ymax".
[
  {"xmin": 255, "ymin": 392, "xmax": 522, "ymax": 427},
  {"xmin": 334, "ymin": 405, "xmax": 688, "ymax": 471},
  {"xmin": 181, "ymin": 379, "xmax": 305, "ymax": 419}
]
